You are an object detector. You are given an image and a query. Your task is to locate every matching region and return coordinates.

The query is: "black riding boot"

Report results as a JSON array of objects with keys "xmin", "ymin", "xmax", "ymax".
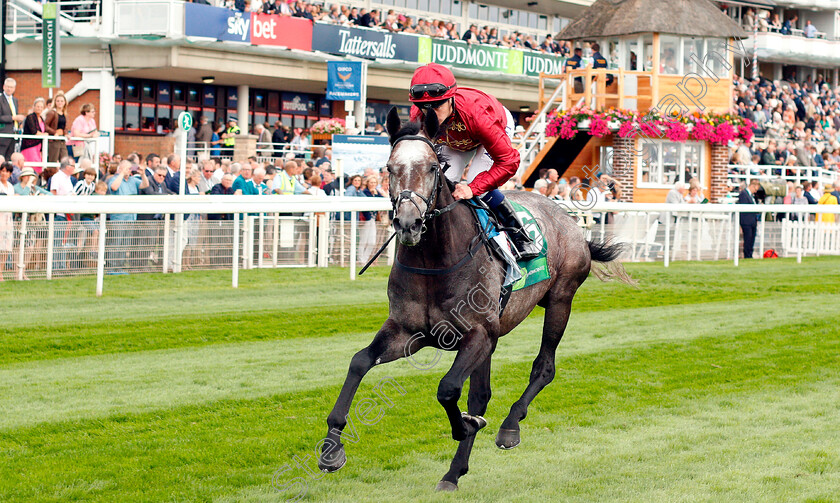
[{"xmin": 493, "ymin": 199, "xmax": 541, "ymax": 261}]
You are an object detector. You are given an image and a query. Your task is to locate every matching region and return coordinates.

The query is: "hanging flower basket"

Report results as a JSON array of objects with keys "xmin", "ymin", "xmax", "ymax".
[
  {"xmin": 310, "ymin": 118, "xmax": 346, "ymax": 136},
  {"xmin": 545, "ymin": 106, "xmax": 755, "ymax": 145}
]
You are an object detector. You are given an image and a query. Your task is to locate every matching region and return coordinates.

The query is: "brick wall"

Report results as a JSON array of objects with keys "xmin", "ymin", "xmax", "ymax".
[
  {"xmin": 611, "ymin": 136, "xmax": 635, "ymax": 203},
  {"xmin": 710, "ymin": 143, "xmax": 730, "ymax": 203},
  {"xmin": 7, "ymin": 70, "xmax": 100, "ymax": 126},
  {"xmin": 114, "ymin": 134, "xmax": 176, "ymax": 158}
]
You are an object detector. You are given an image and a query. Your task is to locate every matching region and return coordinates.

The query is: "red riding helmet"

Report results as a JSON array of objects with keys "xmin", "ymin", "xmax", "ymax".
[{"xmin": 409, "ymin": 63, "xmax": 457, "ymax": 103}]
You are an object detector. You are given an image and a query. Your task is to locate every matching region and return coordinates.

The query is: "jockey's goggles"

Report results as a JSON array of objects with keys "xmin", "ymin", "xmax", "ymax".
[
  {"xmin": 410, "ymin": 83, "xmax": 454, "ymax": 101},
  {"xmin": 419, "ymin": 99, "xmax": 449, "ymax": 110}
]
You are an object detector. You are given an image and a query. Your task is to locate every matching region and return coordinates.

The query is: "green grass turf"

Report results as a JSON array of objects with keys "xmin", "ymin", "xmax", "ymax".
[{"xmin": 0, "ymin": 257, "xmax": 838, "ymax": 502}]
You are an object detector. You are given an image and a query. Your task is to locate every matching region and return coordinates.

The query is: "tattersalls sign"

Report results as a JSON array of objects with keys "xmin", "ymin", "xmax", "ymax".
[
  {"xmin": 312, "ymin": 24, "xmax": 419, "ymax": 61},
  {"xmin": 42, "ymin": 2, "xmax": 61, "ymax": 88}
]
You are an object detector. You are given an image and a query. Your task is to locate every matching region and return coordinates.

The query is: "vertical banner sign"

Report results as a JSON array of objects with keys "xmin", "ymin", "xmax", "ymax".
[
  {"xmin": 326, "ymin": 61, "xmax": 362, "ymax": 101},
  {"xmin": 42, "ymin": 2, "xmax": 61, "ymax": 88}
]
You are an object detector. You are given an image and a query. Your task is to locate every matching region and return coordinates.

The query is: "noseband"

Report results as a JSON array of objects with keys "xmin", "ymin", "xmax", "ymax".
[{"xmin": 390, "ymin": 135, "xmax": 458, "ymax": 228}]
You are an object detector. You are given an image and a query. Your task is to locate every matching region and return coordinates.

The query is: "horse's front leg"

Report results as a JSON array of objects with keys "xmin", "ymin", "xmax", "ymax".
[
  {"xmin": 437, "ymin": 326, "xmax": 494, "ymax": 442},
  {"xmin": 319, "ymin": 319, "xmax": 414, "ymax": 472}
]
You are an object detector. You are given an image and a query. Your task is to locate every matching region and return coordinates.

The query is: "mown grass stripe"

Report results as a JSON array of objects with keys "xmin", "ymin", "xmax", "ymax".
[
  {"xmin": 0, "ymin": 320, "xmax": 837, "ymax": 502},
  {"xmin": 0, "ymin": 293, "xmax": 835, "ymax": 431}
]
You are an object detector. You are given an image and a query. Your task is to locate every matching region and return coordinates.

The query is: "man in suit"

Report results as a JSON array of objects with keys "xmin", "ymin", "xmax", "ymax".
[
  {"xmin": 738, "ymin": 179, "xmax": 761, "ymax": 259},
  {"xmin": 0, "ymin": 78, "xmax": 26, "ymax": 160}
]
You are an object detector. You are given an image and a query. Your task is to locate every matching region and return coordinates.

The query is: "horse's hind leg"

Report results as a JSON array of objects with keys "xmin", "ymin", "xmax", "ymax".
[
  {"xmin": 496, "ymin": 295, "xmax": 574, "ymax": 449},
  {"xmin": 436, "ymin": 355, "xmax": 492, "ymax": 492},
  {"xmin": 318, "ymin": 319, "xmax": 414, "ymax": 472}
]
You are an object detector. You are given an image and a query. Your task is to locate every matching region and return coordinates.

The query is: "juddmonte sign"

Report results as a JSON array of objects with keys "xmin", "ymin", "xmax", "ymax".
[
  {"xmin": 418, "ymin": 38, "xmax": 566, "ymax": 77},
  {"xmin": 42, "ymin": 2, "xmax": 61, "ymax": 88}
]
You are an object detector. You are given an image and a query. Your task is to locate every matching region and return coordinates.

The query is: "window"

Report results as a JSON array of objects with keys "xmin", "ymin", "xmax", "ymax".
[
  {"xmin": 538, "ymin": 15, "xmax": 547, "ymax": 31},
  {"xmin": 468, "ymin": 3, "xmax": 477, "ymax": 18},
  {"xmin": 705, "ymin": 38, "xmax": 729, "ymax": 78},
  {"xmin": 489, "ymin": 6, "xmax": 498, "ymax": 23},
  {"xmin": 638, "ymin": 139, "xmax": 705, "ymax": 187},
  {"xmin": 683, "ymin": 37, "xmax": 704, "ymax": 75},
  {"xmin": 660, "ymin": 35, "xmax": 680, "ymax": 74}
]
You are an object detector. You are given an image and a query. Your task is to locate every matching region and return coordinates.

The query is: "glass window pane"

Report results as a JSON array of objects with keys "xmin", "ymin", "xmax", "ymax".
[
  {"xmin": 125, "ymin": 103, "xmax": 140, "ymax": 131},
  {"xmin": 538, "ymin": 15, "xmax": 547, "ymax": 31},
  {"xmin": 530, "ymin": 12, "xmax": 538, "ymax": 29},
  {"xmin": 141, "ymin": 104, "xmax": 155, "ymax": 132},
  {"xmin": 440, "ymin": 0, "xmax": 449, "ymax": 15},
  {"xmin": 281, "ymin": 114, "xmax": 293, "ymax": 127},
  {"xmin": 453, "ymin": 0, "xmax": 461, "ymax": 16},
  {"xmin": 706, "ymin": 38, "xmax": 728, "ymax": 77},
  {"xmin": 394, "ymin": 0, "xmax": 405, "ymax": 7},
  {"xmin": 142, "ymin": 82, "xmax": 155, "ymax": 101},
  {"xmin": 643, "ymin": 34, "xmax": 653, "ymax": 71},
  {"xmin": 418, "ymin": 0, "xmax": 428, "ymax": 11},
  {"xmin": 157, "ymin": 105, "xmax": 171, "ymax": 134},
  {"xmin": 660, "ymin": 35, "xmax": 680, "ymax": 74},
  {"xmin": 489, "ymin": 6, "xmax": 498, "ymax": 23},
  {"xmin": 114, "ymin": 102, "xmax": 124, "ymax": 130},
  {"xmin": 125, "ymin": 81, "xmax": 140, "ymax": 100},
  {"xmin": 662, "ymin": 143, "xmax": 678, "ymax": 184},
  {"xmin": 639, "ymin": 140, "xmax": 657, "ymax": 183},
  {"xmin": 683, "ymin": 37, "xmax": 703, "ymax": 74},
  {"xmin": 478, "ymin": 4, "xmax": 487, "ymax": 21},
  {"xmin": 553, "ymin": 17, "xmax": 560, "ymax": 33},
  {"xmin": 468, "ymin": 3, "xmax": 477, "ymax": 18},
  {"xmin": 684, "ymin": 143, "xmax": 701, "ymax": 184},
  {"xmin": 188, "ymin": 86, "xmax": 201, "ymax": 105},
  {"xmin": 429, "ymin": 0, "xmax": 439, "ymax": 12}
]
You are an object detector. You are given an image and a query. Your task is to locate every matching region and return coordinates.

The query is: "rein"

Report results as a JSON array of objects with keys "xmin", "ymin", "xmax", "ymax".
[{"xmin": 358, "ymin": 134, "xmax": 460, "ymax": 276}]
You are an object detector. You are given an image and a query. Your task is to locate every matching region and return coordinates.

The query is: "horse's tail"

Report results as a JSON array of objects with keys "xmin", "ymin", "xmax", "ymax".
[{"xmin": 587, "ymin": 239, "xmax": 638, "ymax": 287}]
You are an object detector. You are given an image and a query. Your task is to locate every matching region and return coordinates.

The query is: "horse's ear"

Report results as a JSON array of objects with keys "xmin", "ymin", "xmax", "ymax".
[
  {"xmin": 386, "ymin": 107, "xmax": 401, "ymax": 139},
  {"xmin": 424, "ymin": 106, "xmax": 440, "ymax": 139}
]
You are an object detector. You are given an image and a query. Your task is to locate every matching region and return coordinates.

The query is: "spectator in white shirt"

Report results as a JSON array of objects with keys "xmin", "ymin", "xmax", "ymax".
[{"xmin": 804, "ymin": 20, "xmax": 817, "ymax": 38}]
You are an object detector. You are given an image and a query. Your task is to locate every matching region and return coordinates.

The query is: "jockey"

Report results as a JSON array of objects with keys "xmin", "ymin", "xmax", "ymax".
[{"xmin": 408, "ymin": 63, "xmax": 541, "ymax": 261}]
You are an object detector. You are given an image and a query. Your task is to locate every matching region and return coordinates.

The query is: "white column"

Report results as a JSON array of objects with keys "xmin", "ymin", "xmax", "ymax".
[
  {"xmin": 354, "ymin": 63, "xmax": 368, "ymax": 133},
  {"xmin": 232, "ymin": 213, "xmax": 240, "ymax": 288},
  {"xmin": 100, "ymin": 0, "xmax": 114, "ymax": 38},
  {"xmin": 98, "ymin": 69, "xmax": 116, "ymax": 154},
  {"xmin": 237, "ymin": 85, "xmax": 249, "ymax": 134}
]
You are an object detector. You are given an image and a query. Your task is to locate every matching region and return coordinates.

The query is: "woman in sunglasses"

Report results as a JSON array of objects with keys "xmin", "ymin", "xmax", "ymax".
[{"xmin": 407, "ymin": 63, "xmax": 540, "ymax": 260}]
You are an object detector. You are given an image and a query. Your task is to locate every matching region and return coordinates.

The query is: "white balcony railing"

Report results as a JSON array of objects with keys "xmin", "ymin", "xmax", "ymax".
[
  {"xmin": 114, "ymin": 0, "xmax": 184, "ymax": 38},
  {"xmin": 751, "ymin": 31, "xmax": 840, "ymax": 66}
]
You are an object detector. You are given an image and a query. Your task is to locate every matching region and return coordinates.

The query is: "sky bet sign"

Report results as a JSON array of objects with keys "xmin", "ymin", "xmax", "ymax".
[{"xmin": 185, "ymin": 3, "xmax": 312, "ymax": 50}]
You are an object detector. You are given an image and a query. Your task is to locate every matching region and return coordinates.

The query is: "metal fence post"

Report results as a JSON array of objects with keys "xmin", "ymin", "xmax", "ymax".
[
  {"xmin": 758, "ymin": 213, "xmax": 766, "ymax": 259},
  {"xmin": 162, "ymin": 215, "xmax": 170, "ymax": 274},
  {"xmin": 232, "ymin": 213, "xmax": 240, "ymax": 288},
  {"xmin": 46, "ymin": 215, "xmax": 55, "ymax": 280},
  {"xmin": 350, "ymin": 212, "xmax": 357, "ymax": 280},
  {"xmin": 308, "ymin": 213, "xmax": 316, "ymax": 267},
  {"xmin": 96, "ymin": 214, "xmax": 107, "ymax": 297},
  {"xmin": 797, "ymin": 219, "xmax": 803, "ymax": 264},
  {"xmin": 272, "ymin": 213, "xmax": 279, "ymax": 268},
  {"xmin": 258, "ymin": 214, "xmax": 265, "ymax": 269},
  {"xmin": 733, "ymin": 210, "xmax": 740, "ymax": 267},
  {"xmin": 663, "ymin": 214, "xmax": 670, "ymax": 268},
  {"xmin": 317, "ymin": 213, "xmax": 329, "ymax": 267},
  {"xmin": 16, "ymin": 214, "xmax": 27, "ymax": 281}
]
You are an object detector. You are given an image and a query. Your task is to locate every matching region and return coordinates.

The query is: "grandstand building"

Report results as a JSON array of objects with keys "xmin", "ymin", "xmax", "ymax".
[{"xmin": 2, "ymin": 0, "xmax": 591, "ymax": 156}]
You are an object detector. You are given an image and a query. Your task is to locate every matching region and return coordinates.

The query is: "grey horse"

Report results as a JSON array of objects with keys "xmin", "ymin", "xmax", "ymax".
[{"xmin": 318, "ymin": 108, "xmax": 634, "ymax": 490}]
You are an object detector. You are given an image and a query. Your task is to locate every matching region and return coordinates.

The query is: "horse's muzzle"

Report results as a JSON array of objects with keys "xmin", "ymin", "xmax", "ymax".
[{"xmin": 392, "ymin": 217, "xmax": 423, "ymax": 246}]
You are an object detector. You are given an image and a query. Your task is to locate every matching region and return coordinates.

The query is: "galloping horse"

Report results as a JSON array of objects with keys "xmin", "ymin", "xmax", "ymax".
[{"xmin": 318, "ymin": 108, "xmax": 633, "ymax": 490}]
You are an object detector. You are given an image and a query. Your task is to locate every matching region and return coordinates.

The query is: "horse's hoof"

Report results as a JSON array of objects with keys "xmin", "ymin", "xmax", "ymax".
[
  {"xmin": 318, "ymin": 446, "xmax": 346, "ymax": 473},
  {"xmin": 461, "ymin": 412, "xmax": 488, "ymax": 431},
  {"xmin": 435, "ymin": 480, "xmax": 458, "ymax": 492},
  {"xmin": 495, "ymin": 428, "xmax": 520, "ymax": 450}
]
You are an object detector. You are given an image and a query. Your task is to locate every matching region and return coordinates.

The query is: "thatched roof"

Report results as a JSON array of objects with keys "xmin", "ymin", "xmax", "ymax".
[{"xmin": 558, "ymin": 0, "xmax": 748, "ymax": 40}]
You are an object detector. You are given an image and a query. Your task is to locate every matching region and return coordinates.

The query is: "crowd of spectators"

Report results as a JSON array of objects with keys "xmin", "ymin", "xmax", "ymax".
[
  {"xmin": 188, "ymin": 0, "xmax": 569, "ymax": 55},
  {"xmin": 731, "ymin": 74, "xmax": 840, "ymax": 174},
  {"xmin": 739, "ymin": 8, "xmax": 824, "ymax": 39}
]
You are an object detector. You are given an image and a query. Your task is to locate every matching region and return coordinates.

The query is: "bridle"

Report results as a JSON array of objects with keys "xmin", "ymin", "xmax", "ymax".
[{"xmin": 389, "ymin": 134, "xmax": 459, "ymax": 229}]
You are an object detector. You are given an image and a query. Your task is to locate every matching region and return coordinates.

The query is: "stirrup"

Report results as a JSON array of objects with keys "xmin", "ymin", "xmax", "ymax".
[{"xmin": 508, "ymin": 229, "xmax": 540, "ymax": 261}]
